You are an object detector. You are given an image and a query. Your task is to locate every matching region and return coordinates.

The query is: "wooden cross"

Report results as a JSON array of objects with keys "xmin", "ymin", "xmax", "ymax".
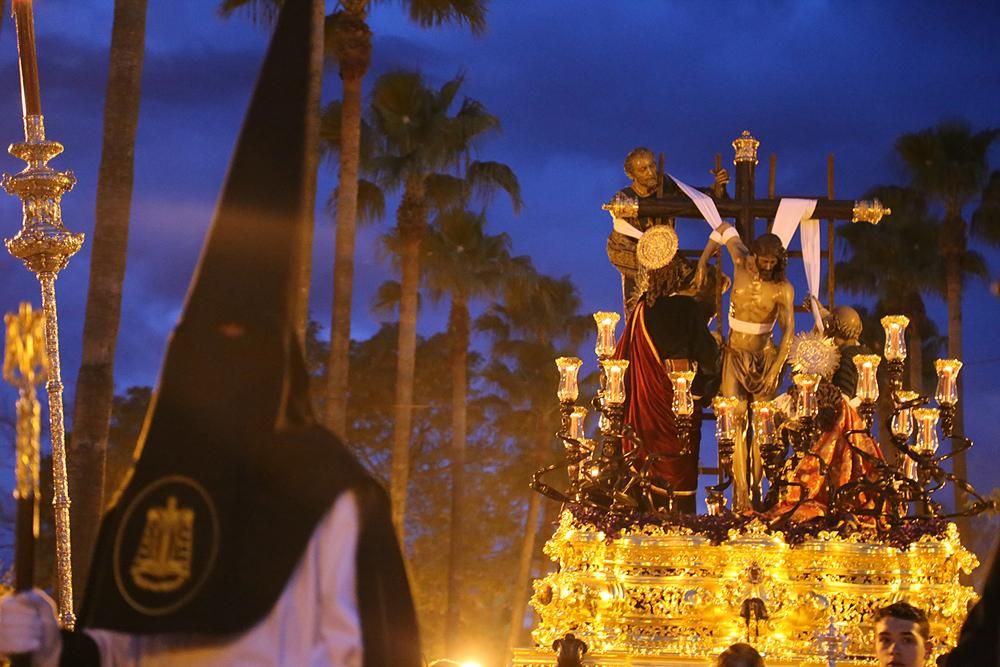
[{"xmin": 603, "ymin": 130, "xmax": 890, "ymax": 305}]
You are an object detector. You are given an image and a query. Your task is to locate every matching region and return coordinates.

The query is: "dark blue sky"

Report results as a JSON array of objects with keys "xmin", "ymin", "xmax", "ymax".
[{"xmin": 0, "ymin": 2, "xmax": 997, "ymax": 496}]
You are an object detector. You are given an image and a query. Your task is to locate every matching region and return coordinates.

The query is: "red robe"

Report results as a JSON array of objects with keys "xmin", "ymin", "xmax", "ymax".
[{"xmin": 615, "ymin": 301, "xmax": 702, "ymax": 494}]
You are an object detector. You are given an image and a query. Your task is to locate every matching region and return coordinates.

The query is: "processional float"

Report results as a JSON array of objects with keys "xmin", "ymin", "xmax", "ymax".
[
  {"xmin": 2, "ymin": 0, "xmax": 83, "ymax": 631},
  {"xmin": 519, "ymin": 131, "xmax": 992, "ymax": 666}
]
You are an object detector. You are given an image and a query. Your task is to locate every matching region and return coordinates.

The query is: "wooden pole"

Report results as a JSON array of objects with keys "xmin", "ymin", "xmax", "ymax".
[
  {"xmin": 827, "ymin": 154, "xmax": 836, "ymax": 307},
  {"xmin": 768, "ymin": 154, "xmax": 776, "ymax": 199}
]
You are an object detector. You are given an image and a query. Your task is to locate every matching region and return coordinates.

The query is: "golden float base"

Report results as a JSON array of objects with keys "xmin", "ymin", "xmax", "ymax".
[{"xmin": 518, "ymin": 512, "xmax": 977, "ymax": 665}]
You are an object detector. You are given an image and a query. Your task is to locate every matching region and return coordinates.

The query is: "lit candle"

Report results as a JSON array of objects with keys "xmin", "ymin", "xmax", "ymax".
[
  {"xmin": 600, "ymin": 359, "xmax": 629, "ymax": 405},
  {"xmin": 12, "ymin": 0, "xmax": 42, "ymax": 117},
  {"xmin": 568, "ymin": 406, "xmax": 588, "ymax": 440},
  {"xmin": 934, "ymin": 359, "xmax": 963, "ymax": 407},
  {"xmin": 751, "ymin": 400, "xmax": 777, "ymax": 445},
  {"xmin": 793, "ymin": 373, "xmax": 821, "ymax": 419},
  {"xmin": 668, "ymin": 370, "xmax": 696, "ymax": 417},
  {"xmin": 713, "ymin": 396, "xmax": 739, "ymax": 441},
  {"xmin": 891, "ymin": 390, "xmax": 920, "ymax": 439},
  {"xmin": 912, "ymin": 407, "xmax": 940, "ymax": 455},
  {"xmin": 853, "ymin": 354, "xmax": 881, "ymax": 402},
  {"xmin": 555, "ymin": 357, "xmax": 583, "ymax": 403},
  {"xmin": 593, "ymin": 311, "xmax": 620, "ymax": 358},
  {"xmin": 881, "ymin": 315, "xmax": 910, "ymax": 362}
]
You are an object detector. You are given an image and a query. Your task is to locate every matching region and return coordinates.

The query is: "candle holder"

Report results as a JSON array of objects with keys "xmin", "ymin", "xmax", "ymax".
[
  {"xmin": 890, "ymin": 390, "xmax": 919, "ymax": 449},
  {"xmin": 600, "ymin": 359, "xmax": 628, "ymax": 407},
  {"xmin": 934, "ymin": 359, "xmax": 962, "ymax": 437},
  {"xmin": 853, "ymin": 354, "xmax": 881, "ymax": 431},
  {"xmin": 668, "ymin": 369, "xmax": 696, "ymax": 456},
  {"xmin": 593, "ymin": 311, "xmax": 620, "ymax": 360},
  {"xmin": 708, "ymin": 396, "xmax": 739, "ymax": 508},
  {"xmin": 912, "ymin": 408, "xmax": 940, "ymax": 456},
  {"xmin": 752, "ymin": 400, "xmax": 783, "ymax": 485},
  {"xmin": 881, "ymin": 315, "xmax": 909, "ymax": 391},
  {"xmin": 2, "ymin": 111, "xmax": 81, "ymax": 630},
  {"xmin": 555, "ymin": 356, "xmax": 583, "ymax": 404}
]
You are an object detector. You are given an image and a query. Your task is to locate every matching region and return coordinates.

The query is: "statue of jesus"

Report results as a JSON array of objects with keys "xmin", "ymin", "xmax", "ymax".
[{"xmin": 696, "ymin": 221, "xmax": 794, "ymax": 512}]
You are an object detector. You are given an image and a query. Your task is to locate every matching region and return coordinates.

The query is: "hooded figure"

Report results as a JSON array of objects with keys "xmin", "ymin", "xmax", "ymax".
[{"xmin": 0, "ymin": 0, "xmax": 421, "ymax": 665}]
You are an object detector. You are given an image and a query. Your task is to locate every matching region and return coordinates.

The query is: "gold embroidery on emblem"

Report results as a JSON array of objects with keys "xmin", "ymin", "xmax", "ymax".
[{"xmin": 130, "ymin": 496, "xmax": 194, "ymax": 592}]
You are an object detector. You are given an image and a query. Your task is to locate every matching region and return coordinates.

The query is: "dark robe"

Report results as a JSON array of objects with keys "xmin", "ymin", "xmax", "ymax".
[{"xmin": 615, "ymin": 295, "xmax": 721, "ymax": 512}]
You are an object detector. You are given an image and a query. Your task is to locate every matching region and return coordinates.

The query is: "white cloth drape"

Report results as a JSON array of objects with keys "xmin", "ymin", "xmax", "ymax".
[
  {"xmin": 668, "ymin": 174, "xmax": 723, "ymax": 230},
  {"xmin": 773, "ymin": 198, "xmax": 823, "ymax": 331}
]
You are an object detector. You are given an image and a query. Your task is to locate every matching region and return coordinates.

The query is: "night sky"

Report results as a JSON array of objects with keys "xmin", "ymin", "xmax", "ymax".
[{"xmin": 0, "ymin": 2, "xmax": 998, "ymax": 504}]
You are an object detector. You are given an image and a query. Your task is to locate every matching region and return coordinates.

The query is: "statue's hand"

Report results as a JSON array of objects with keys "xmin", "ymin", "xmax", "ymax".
[
  {"xmin": 693, "ymin": 264, "xmax": 706, "ymax": 290},
  {"xmin": 710, "ymin": 167, "xmax": 730, "ymax": 197}
]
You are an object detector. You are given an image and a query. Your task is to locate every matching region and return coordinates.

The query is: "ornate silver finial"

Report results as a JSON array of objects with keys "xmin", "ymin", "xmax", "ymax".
[
  {"xmin": 732, "ymin": 130, "xmax": 760, "ymax": 165},
  {"xmin": 852, "ymin": 198, "xmax": 891, "ymax": 224}
]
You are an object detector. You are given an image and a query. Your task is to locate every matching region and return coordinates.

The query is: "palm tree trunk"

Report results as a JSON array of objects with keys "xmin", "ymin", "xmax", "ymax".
[
  {"xmin": 445, "ymin": 294, "xmax": 469, "ymax": 653},
  {"xmin": 943, "ymin": 215, "xmax": 967, "ymax": 527},
  {"xmin": 68, "ymin": 0, "xmax": 147, "ymax": 607},
  {"xmin": 323, "ymin": 9, "xmax": 371, "ymax": 436},
  {"xmin": 504, "ymin": 419, "xmax": 548, "ymax": 665},
  {"xmin": 389, "ymin": 179, "xmax": 426, "ymax": 536},
  {"xmin": 907, "ymin": 322, "xmax": 923, "ymax": 395}
]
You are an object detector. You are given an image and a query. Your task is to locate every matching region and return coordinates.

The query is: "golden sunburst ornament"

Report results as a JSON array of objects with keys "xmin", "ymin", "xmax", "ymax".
[
  {"xmin": 789, "ymin": 331, "xmax": 840, "ymax": 379},
  {"xmin": 636, "ymin": 225, "xmax": 678, "ymax": 270}
]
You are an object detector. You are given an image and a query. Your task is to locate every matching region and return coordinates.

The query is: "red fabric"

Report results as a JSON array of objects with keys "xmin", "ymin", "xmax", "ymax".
[
  {"xmin": 615, "ymin": 302, "xmax": 701, "ymax": 492},
  {"xmin": 767, "ymin": 397, "xmax": 886, "ymax": 522}
]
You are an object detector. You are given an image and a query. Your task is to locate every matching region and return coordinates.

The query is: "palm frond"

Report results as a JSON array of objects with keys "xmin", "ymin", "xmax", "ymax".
[
  {"xmin": 404, "ymin": 0, "xmax": 487, "ymax": 35},
  {"xmin": 466, "ymin": 161, "xmax": 523, "ymax": 213},
  {"xmin": 971, "ymin": 170, "xmax": 1000, "ymax": 246}
]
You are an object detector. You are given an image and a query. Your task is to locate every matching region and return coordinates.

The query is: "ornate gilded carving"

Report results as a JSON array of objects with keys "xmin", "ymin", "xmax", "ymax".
[
  {"xmin": 635, "ymin": 225, "xmax": 678, "ymax": 270},
  {"xmin": 851, "ymin": 198, "xmax": 891, "ymax": 225},
  {"xmin": 601, "ymin": 191, "xmax": 639, "ymax": 220},
  {"xmin": 732, "ymin": 130, "xmax": 760, "ymax": 165},
  {"xmin": 518, "ymin": 512, "xmax": 976, "ymax": 666}
]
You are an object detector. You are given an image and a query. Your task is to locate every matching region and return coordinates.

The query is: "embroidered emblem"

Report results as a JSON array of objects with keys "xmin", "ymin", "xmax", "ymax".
[{"xmin": 130, "ymin": 496, "xmax": 195, "ymax": 592}]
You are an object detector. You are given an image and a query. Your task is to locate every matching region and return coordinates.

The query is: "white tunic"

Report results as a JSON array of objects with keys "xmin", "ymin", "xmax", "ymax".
[{"xmin": 85, "ymin": 492, "xmax": 363, "ymax": 667}]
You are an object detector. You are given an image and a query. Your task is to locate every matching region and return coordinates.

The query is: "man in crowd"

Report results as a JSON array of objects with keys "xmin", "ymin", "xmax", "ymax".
[
  {"xmin": 874, "ymin": 602, "xmax": 930, "ymax": 667},
  {"xmin": 696, "ymin": 222, "xmax": 794, "ymax": 512}
]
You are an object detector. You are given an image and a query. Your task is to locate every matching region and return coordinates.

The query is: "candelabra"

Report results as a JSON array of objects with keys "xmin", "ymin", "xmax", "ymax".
[
  {"xmin": 934, "ymin": 359, "xmax": 962, "ymax": 437},
  {"xmin": 4, "ymin": 0, "xmax": 81, "ymax": 630},
  {"xmin": 853, "ymin": 354, "xmax": 881, "ymax": 431},
  {"xmin": 881, "ymin": 315, "xmax": 909, "ymax": 391},
  {"xmin": 667, "ymin": 368, "xmax": 695, "ymax": 455},
  {"xmin": 707, "ymin": 396, "xmax": 738, "ymax": 515}
]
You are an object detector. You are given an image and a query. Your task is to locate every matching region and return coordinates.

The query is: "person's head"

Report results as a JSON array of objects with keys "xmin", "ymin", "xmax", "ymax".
[
  {"xmin": 748, "ymin": 233, "xmax": 787, "ymax": 282},
  {"xmin": 624, "ymin": 147, "xmax": 659, "ymax": 194},
  {"xmin": 827, "ymin": 305, "xmax": 863, "ymax": 345},
  {"xmin": 717, "ymin": 642, "xmax": 765, "ymax": 667},
  {"xmin": 874, "ymin": 602, "xmax": 930, "ymax": 667}
]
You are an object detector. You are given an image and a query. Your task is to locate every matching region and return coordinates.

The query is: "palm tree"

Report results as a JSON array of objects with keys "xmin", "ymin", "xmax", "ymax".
[
  {"xmin": 67, "ymin": 0, "xmax": 148, "ymax": 604},
  {"xmin": 419, "ymin": 209, "xmax": 521, "ymax": 650},
  {"xmin": 895, "ymin": 121, "xmax": 999, "ymax": 512},
  {"xmin": 321, "ymin": 0, "xmax": 486, "ymax": 438},
  {"xmin": 477, "ymin": 271, "xmax": 591, "ymax": 665},
  {"xmin": 836, "ymin": 185, "xmax": 945, "ymax": 393},
  {"xmin": 367, "ymin": 70, "xmax": 521, "ymax": 532}
]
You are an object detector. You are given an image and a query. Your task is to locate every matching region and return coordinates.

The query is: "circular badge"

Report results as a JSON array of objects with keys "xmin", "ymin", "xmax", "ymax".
[
  {"xmin": 636, "ymin": 225, "xmax": 679, "ymax": 270},
  {"xmin": 113, "ymin": 475, "xmax": 220, "ymax": 616}
]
